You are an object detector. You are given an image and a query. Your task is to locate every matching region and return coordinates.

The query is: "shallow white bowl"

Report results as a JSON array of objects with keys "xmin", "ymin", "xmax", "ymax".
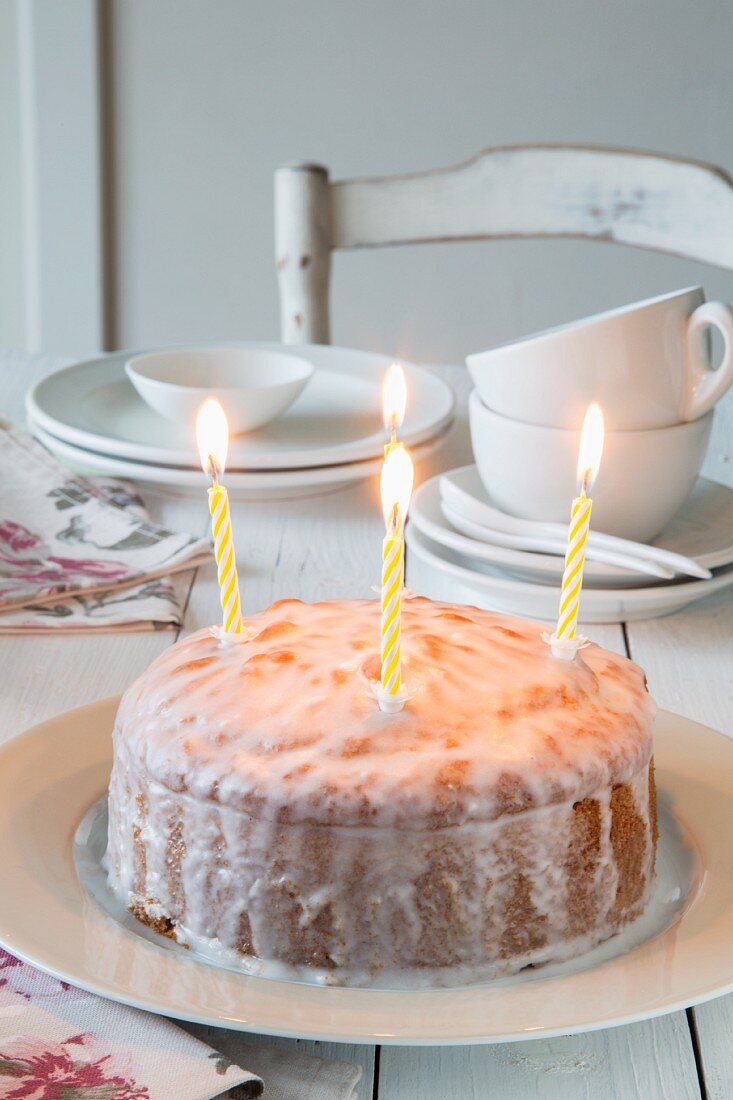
[
  {"xmin": 125, "ymin": 347, "xmax": 314, "ymax": 434},
  {"xmin": 468, "ymin": 389, "xmax": 713, "ymax": 542}
]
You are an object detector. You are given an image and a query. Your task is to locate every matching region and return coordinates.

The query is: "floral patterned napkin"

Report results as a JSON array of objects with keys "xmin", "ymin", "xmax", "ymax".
[
  {"xmin": 0, "ymin": 421, "xmax": 211, "ymax": 632},
  {"xmin": 0, "ymin": 948, "xmax": 262, "ymax": 1099},
  {"xmin": 0, "ymin": 948, "xmax": 363, "ymax": 1100}
]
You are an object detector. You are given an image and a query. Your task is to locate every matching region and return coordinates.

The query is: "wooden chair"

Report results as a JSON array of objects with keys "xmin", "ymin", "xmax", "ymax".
[{"xmin": 274, "ymin": 144, "xmax": 733, "ymax": 345}]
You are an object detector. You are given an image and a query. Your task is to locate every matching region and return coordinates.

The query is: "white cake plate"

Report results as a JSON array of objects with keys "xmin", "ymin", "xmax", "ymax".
[{"xmin": 0, "ymin": 698, "xmax": 732, "ymax": 1044}]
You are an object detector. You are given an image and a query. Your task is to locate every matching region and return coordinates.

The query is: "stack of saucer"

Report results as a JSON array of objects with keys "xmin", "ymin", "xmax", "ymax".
[
  {"xmin": 26, "ymin": 343, "xmax": 455, "ymax": 500},
  {"xmin": 407, "ymin": 465, "xmax": 733, "ymax": 623},
  {"xmin": 407, "ymin": 287, "xmax": 733, "ymax": 623}
]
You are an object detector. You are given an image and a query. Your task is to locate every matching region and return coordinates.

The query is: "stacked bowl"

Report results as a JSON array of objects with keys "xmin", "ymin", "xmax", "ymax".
[{"xmin": 406, "ymin": 287, "xmax": 733, "ymax": 623}]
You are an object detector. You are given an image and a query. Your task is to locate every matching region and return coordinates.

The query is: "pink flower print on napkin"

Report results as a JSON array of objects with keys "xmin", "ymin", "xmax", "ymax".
[
  {"xmin": 0, "ymin": 521, "xmax": 132, "ymax": 605},
  {"xmin": 0, "ymin": 522, "xmax": 39, "ymax": 556},
  {"xmin": 0, "ymin": 950, "xmax": 71, "ymax": 1005},
  {"xmin": 0, "ymin": 1034, "xmax": 149, "ymax": 1099}
]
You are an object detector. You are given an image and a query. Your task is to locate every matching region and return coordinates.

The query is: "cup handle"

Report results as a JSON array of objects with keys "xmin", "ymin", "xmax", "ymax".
[{"xmin": 683, "ymin": 301, "xmax": 733, "ymax": 420}]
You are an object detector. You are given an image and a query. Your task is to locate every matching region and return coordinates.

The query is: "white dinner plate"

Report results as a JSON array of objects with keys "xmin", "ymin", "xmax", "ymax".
[
  {"xmin": 0, "ymin": 698, "xmax": 731, "ymax": 1044},
  {"xmin": 406, "ymin": 524, "xmax": 733, "ymax": 623},
  {"xmin": 26, "ymin": 344, "xmax": 455, "ymax": 471},
  {"xmin": 441, "ymin": 466, "xmax": 733, "ymax": 572},
  {"xmin": 28, "ymin": 418, "xmax": 450, "ymax": 501},
  {"xmin": 411, "ymin": 475, "xmax": 654, "ymax": 587}
]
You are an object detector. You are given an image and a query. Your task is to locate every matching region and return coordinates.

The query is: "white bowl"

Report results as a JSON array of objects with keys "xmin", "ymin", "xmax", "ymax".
[
  {"xmin": 125, "ymin": 347, "xmax": 314, "ymax": 434},
  {"xmin": 468, "ymin": 389, "xmax": 713, "ymax": 542}
]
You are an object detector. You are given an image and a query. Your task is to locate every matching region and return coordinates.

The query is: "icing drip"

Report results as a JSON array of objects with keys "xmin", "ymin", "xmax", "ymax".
[{"xmin": 106, "ymin": 754, "xmax": 656, "ymax": 987}]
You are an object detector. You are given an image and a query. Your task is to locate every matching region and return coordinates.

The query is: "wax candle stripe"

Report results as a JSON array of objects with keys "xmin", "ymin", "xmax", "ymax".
[
  {"xmin": 381, "ymin": 532, "xmax": 404, "ymax": 694},
  {"xmin": 209, "ymin": 484, "xmax": 243, "ymax": 634},
  {"xmin": 560, "ymin": 554, "xmax": 585, "ymax": 594},
  {"xmin": 556, "ymin": 495, "xmax": 592, "ymax": 639}
]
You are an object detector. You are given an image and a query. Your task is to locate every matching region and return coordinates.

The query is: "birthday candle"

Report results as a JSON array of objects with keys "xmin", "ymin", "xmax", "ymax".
[
  {"xmin": 207, "ymin": 479, "xmax": 243, "ymax": 634},
  {"xmin": 381, "ymin": 506, "xmax": 405, "ymax": 695},
  {"xmin": 378, "ymin": 444, "xmax": 414, "ymax": 711},
  {"xmin": 196, "ymin": 398, "xmax": 243, "ymax": 635},
  {"xmin": 556, "ymin": 491, "xmax": 592, "ymax": 640},
  {"xmin": 552, "ymin": 403, "xmax": 605, "ymax": 655}
]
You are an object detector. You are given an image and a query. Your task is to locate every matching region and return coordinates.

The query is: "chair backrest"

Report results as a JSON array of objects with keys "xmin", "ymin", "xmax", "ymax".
[{"xmin": 274, "ymin": 144, "xmax": 733, "ymax": 345}]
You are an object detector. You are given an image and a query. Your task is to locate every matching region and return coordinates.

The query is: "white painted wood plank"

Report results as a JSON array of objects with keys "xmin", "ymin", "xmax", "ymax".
[
  {"xmin": 378, "ymin": 1015, "xmax": 701, "ymax": 1099},
  {"xmin": 691, "ymin": 997, "xmax": 733, "ymax": 1100},
  {"xmin": 330, "ymin": 146, "xmax": 733, "ymax": 269},
  {"xmin": 275, "ymin": 163, "xmax": 331, "ymax": 344},
  {"xmin": 17, "ymin": 0, "xmax": 104, "ymax": 353},
  {"xmin": 179, "ymin": 1023, "xmax": 375, "ymax": 1099}
]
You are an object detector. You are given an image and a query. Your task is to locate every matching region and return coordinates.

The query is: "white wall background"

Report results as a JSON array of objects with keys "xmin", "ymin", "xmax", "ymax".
[
  {"xmin": 3, "ymin": 0, "xmax": 733, "ymax": 369},
  {"xmin": 0, "ymin": 1, "xmax": 24, "ymax": 350}
]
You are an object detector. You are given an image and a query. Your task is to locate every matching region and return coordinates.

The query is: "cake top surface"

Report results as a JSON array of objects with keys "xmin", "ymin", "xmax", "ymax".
[{"xmin": 114, "ymin": 597, "xmax": 655, "ymax": 828}]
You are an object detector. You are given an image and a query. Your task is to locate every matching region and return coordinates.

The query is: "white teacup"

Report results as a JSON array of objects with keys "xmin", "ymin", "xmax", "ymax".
[
  {"xmin": 469, "ymin": 390, "xmax": 713, "ymax": 542},
  {"xmin": 467, "ymin": 287, "xmax": 733, "ymax": 431}
]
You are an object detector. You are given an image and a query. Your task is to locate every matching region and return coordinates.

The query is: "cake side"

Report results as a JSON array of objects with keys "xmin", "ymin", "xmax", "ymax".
[{"xmin": 106, "ymin": 743, "xmax": 657, "ymax": 986}]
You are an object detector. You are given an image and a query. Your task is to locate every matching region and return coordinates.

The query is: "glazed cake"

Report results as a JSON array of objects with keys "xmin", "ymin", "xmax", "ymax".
[{"xmin": 105, "ymin": 597, "xmax": 658, "ymax": 987}]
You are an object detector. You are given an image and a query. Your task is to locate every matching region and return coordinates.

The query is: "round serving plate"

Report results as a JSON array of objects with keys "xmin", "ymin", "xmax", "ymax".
[
  {"xmin": 0, "ymin": 698, "xmax": 732, "ymax": 1045},
  {"xmin": 406, "ymin": 524, "xmax": 733, "ymax": 624},
  {"xmin": 26, "ymin": 344, "xmax": 455, "ymax": 471},
  {"xmin": 28, "ymin": 418, "xmax": 452, "ymax": 502}
]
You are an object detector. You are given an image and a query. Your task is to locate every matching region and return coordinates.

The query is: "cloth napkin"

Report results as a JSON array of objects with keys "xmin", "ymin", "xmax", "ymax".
[
  {"xmin": 0, "ymin": 420, "xmax": 211, "ymax": 632},
  {"xmin": 0, "ymin": 949, "xmax": 363, "ymax": 1099}
]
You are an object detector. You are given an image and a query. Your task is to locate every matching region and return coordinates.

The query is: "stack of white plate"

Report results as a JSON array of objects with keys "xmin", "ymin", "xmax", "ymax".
[
  {"xmin": 26, "ymin": 344, "xmax": 455, "ymax": 500},
  {"xmin": 406, "ymin": 465, "xmax": 733, "ymax": 623}
]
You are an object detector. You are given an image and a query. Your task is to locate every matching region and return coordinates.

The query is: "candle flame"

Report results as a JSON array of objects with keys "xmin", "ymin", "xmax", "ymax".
[
  {"xmin": 380, "ymin": 444, "xmax": 414, "ymax": 529},
  {"xmin": 576, "ymin": 403, "xmax": 604, "ymax": 495},
  {"xmin": 382, "ymin": 363, "xmax": 407, "ymax": 435},
  {"xmin": 196, "ymin": 398, "xmax": 229, "ymax": 478}
]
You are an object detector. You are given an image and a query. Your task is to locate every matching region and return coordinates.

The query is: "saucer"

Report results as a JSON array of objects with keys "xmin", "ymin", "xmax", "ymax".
[{"xmin": 406, "ymin": 524, "xmax": 733, "ymax": 624}]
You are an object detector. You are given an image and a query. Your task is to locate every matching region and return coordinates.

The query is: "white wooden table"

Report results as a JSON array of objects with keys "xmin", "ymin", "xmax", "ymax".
[{"xmin": 2, "ymin": 351, "xmax": 733, "ymax": 1100}]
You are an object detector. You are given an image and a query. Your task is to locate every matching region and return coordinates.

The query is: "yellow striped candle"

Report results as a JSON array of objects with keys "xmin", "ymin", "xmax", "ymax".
[
  {"xmin": 196, "ymin": 398, "xmax": 243, "ymax": 635},
  {"xmin": 381, "ymin": 510, "xmax": 405, "ymax": 694},
  {"xmin": 555, "ymin": 490, "xmax": 592, "ymax": 640},
  {"xmin": 550, "ymin": 403, "xmax": 605, "ymax": 658},
  {"xmin": 378, "ymin": 444, "xmax": 414, "ymax": 712},
  {"xmin": 207, "ymin": 481, "xmax": 243, "ymax": 634}
]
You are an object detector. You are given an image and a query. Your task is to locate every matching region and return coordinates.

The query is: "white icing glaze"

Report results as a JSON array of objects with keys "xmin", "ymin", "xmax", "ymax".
[
  {"xmin": 106, "ymin": 757, "xmax": 655, "ymax": 986},
  {"xmin": 111, "ymin": 597, "xmax": 655, "ymax": 829}
]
